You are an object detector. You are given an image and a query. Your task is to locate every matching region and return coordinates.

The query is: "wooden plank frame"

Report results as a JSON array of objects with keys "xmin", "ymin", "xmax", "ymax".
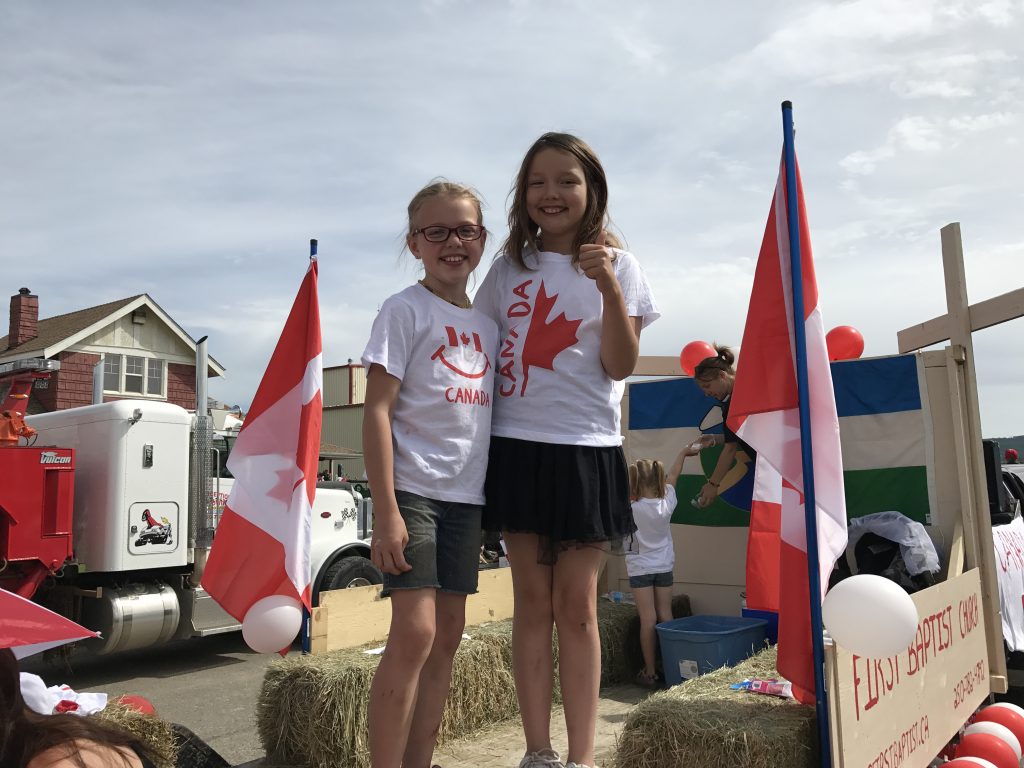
[
  {"xmin": 898, "ymin": 286, "xmax": 1024, "ymax": 354},
  {"xmin": 309, "ymin": 566, "xmax": 515, "ymax": 654},
  {"xmin": 894, "ymin": 223, "xmax": 1010, "ymax": 693}
]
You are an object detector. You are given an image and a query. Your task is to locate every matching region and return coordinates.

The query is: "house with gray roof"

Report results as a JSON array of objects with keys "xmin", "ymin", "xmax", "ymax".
[{"xmin": 1, "ymin": 288, "xmax": 225, "ymax": 413}]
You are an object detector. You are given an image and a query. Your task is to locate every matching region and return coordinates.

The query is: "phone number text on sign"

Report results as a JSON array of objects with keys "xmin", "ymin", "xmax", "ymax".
[{"xmin": 953, "ymin": 659, "xmax": 986, "ymax": 710}]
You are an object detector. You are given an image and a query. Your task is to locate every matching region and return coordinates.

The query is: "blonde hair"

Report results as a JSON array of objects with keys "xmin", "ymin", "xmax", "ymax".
[
  {"xmin": 633, "ymin": 459, "xmax": 666, "ymax": 499},
  {"xmin": 407, "ymin": 179, "xmax": 484, "ymax": 236},
  {"xmin": 501, "ymin": 132, "xmax": 622, "ymax": 269}
]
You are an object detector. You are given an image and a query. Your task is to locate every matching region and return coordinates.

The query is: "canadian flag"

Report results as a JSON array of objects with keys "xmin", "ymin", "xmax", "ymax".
[
  {"xmin": 202, "ymin": 259, "xmax": 322, "ymax": 621},
  {"xmin": 1, "ymin": 587, "xmax": 99, "ymax": 659},
  {"xmin": 727, "ymin": 153, "xmax": 847, "ymax": 705}
]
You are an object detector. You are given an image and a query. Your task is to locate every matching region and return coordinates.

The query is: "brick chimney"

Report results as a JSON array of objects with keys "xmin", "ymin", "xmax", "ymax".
[{"xmin": 8, "ymin": 287, "xmax": 39, "ymax": 349}]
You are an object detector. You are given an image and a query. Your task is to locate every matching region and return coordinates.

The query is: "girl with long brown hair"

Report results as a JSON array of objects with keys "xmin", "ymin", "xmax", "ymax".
[{"xmin": 475, "ymin": 133, "xmax": 659, "ymax": 768}]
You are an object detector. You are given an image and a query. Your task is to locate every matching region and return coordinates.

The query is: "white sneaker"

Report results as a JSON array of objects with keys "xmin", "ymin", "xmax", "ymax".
[
  {"xmin": 518, "ymin": 748, "xmax": 564, "ymax": 768},
  {"xmin": 565, "ymin": 762, "xmax": 594, "ymax": 768}
]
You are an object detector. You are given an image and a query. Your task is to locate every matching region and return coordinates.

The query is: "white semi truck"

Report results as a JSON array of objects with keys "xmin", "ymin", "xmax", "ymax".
[{"xmin": 5, "ymin": 397, "xmax": 379, "ymax": 656}]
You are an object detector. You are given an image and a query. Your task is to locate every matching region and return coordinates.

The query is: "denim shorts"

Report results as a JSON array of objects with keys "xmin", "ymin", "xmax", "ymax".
[
  {"xmin": 628, "ymin": 571, "xmax": 674, "ymax": 589},
  {"xmin": 382, "ymin": 489, "xmax": 482, "ymax": 596}
]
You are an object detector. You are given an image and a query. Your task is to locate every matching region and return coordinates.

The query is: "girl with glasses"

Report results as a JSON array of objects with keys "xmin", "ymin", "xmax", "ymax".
[
  {"xmin": 475, "ymin": 133, "xmax": 659, "ymax": 768},
  {"xmin": 362, "ymin": 180, "xmax": 498, "ymax": 768}
]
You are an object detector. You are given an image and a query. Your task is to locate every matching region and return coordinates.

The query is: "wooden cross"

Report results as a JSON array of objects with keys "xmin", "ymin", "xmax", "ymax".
[{"xmin": 897, "ymin": 222, "xmax": 1024, "ymax": 694}]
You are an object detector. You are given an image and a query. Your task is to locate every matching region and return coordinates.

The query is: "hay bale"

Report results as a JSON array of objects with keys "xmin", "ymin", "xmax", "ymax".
[
  {"xmin": 93, "ymin": 702, "xmax": 177, "ymax": 768},
  {"xmin": 257, "ymin": 593, "xmax": 693, "ymax": 768},
  {"xmin": 597, "ymin": 602, "xmax": 644, "ymax": 686},
  {"xmin": 612, "ymin": 646, "xmax": 816, "ymax": 768},
  {"xmin": 258, "ymin": 621, "xmax": 520, "ymax": 768}
]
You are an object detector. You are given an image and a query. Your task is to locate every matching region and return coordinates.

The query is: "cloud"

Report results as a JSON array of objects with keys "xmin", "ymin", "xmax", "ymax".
[
  {"xmin": 2, "ymin": 0, "xmax": 1023, "ymax": 436},
  {"xmin": 840, "ymin": 112, "xmax": 1017, "ymax": 174}
]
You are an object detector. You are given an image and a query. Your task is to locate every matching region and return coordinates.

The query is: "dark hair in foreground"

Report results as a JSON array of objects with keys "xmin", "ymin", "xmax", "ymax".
[
  {"xmin": 693, "ymin": 344, "xmax": 736, "ymax": 380},
  {"xmin": 502, "ymin": 132, "xmax": 622, "ymax": 269},
  {"xmin": 0, "ymin": 648, "xmax": 157, "ymax": 768}
]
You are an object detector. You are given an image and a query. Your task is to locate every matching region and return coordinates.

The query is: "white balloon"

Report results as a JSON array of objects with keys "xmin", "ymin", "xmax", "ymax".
[
  {"xmin": 821, "ymin": 574, "xmax": 918, "ymax": 658},
  {"xmin": 965, "ymin": 721, "xmax": 1022, "ymax": 759},
  {"xmin": 241, "ymin": 595, "xmax": 303, "ymax": 654}
]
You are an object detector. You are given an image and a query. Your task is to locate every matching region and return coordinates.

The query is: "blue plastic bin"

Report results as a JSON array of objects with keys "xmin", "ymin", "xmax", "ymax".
[
  {"xmin": 656, "ymin": 615, "xmax": 768, "ymax": 686},
  {"xmin": 741, "ymin": 608, "xmax": 779, "ymax": 644}
]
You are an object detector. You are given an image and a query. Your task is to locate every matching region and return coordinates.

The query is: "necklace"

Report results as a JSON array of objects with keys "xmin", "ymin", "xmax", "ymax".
[{"xmin": 419, "ymin": 280, "xmax": 471, "ymax": 309}]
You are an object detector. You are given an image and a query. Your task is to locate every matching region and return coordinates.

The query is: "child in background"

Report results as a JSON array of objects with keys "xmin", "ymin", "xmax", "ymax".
[
  {"xmin": 475, "ymin": 132, "xmax": 659, "ymax": 768},
  {"xmin": 362, "ymin": 181, "xmax": 498, "ymax": 768},
  {"xmin": 626, "ymin": 447, "xmax": 686, "ymax": 688}
]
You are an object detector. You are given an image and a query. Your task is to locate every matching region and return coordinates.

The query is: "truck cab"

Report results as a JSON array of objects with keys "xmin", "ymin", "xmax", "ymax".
[{"xmin": 12, "ymin": 400, "xmax": 380, "ymax": 655}]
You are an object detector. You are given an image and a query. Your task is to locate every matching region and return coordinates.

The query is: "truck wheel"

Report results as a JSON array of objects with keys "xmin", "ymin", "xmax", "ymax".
[{"xmin": 320, "ymin": 556, "xmax": 382, "ymax": 594}]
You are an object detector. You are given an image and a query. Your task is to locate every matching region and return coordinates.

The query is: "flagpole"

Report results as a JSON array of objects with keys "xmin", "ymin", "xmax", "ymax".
[
  {"xmin": 300, "ymin": 237, "xmax": 318, "ymax": 656},
  {"xmin": 780, "ymin": 101, "xmax": 833, "ymax": 768}
]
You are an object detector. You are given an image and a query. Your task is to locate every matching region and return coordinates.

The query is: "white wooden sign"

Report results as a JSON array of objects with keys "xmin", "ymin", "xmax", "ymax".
[{"xmin": 830, "ymin": 569, "xmax": 988, "ymax": 768}]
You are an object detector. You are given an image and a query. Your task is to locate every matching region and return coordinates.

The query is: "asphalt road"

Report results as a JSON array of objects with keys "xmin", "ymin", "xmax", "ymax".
[{"xmin": 20, "ymin": 632, "xmax": 286, "ymax": 766}]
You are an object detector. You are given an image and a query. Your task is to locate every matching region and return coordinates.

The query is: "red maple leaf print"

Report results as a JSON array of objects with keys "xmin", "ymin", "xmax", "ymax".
[{"xmin": 520, "ymin": 281, "xmax": 581, "ymax": 395}]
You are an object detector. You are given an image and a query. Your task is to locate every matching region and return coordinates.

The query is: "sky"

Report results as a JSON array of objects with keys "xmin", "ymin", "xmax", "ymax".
[{"xmin": 2, "ymin": 1, "xmax": 1022, "ymax": 436}]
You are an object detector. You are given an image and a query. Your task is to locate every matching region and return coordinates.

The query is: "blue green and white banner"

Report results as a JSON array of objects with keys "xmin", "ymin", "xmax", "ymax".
[{"xmin": 625, "ymin": 353, "xmax": 934, "ymax": 527}]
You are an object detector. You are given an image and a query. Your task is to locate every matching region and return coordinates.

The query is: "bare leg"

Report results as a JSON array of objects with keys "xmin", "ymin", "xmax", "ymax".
[
  {"xmin": 402, "ymin": 591, "xmax": 468, "ymax": 768},
  {"xmin": 632, "ymin": 585, "xmax": 658, "ymax": 677},
  {"xmin": 654, "ymin": 585, "xmax": 674, "ymax": 624},
  {"xmin": 504, "ymin": 532, "xmax": 555, "ymax": 754},
  {"xmin": 367, "ymin": 589, "xmax": 436, "ymax": 768},
  {"xmin": 552, "ymin": 547, "xmax": 604, "ymax": 768}
]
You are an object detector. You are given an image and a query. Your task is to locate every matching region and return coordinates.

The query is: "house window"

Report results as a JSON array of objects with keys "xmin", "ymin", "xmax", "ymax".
[
  {"xmin": 103, "ymin": 356, "xmax": 121, "ymax": 391},
  {"xmin": 125, "ymin": 356, "xmax": 145, "ymax": 394},
  {"xmin": 103, "ymin": 355, "xmax": 166, "ymax": 397},
  {"xmin": 147, "ymin": 359, "xmax": 164, "ymax": 395}
]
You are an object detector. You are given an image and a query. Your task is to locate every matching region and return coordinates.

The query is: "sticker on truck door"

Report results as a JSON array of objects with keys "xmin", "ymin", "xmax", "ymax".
[{"xmin": 128, "ymin": 502, "xmax": 179, "ymax": 554}]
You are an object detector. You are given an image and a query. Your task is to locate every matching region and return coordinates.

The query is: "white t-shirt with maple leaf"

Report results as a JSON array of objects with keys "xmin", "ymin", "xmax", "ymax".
[
  {"xmin": 475, "ymin": 249, "xmax": 659, "ymax": 446},
  {"xmin": 361, "ymin": 284, "xmax": 499, "ymax": 504}
]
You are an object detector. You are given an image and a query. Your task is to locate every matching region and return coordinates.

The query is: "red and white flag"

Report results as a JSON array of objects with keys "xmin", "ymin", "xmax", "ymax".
[
  {"xmin": 1, "ymin": 587, "xmax": 99, "ymax": 659},
  {"xmin": 202, "ymin": 260, "xmax": 322, "ymax": 621},
  {"xmin": 727, "ymin": 154, "xmax": 847, "ymax": 705}
]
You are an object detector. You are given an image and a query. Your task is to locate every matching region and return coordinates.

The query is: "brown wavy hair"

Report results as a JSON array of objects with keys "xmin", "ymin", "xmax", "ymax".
[
  {"xmin": 693, "ymin": 344, "xmax": 736, "ymax": 380},
  {"xmin": 0, "ymin": 648, "xmax": 158, "ymax": 768},
  {"xmin": 501, "ymin": 132, "xmax": 622, "ymax": 269}
]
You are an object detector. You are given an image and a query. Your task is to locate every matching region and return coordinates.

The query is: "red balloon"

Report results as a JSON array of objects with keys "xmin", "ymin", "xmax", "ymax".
[
  {"xmin": 956, "ymin": 732, "xmax": 1018, "ymax": 768},
  {"xmin": 117, "ymin": 694, "xmax": 157, "ymax": 716},
  {"xmin": 976, "ymin": 705, "xmax": 1024, "ymax": 749},
  {"xmin": 679, "ymin": 341, "xmax": 716, "ymax": 376},
  {"xmin": 825, "ymin": 326, "xmax": 864, "ymax": 361},
  {"xmin": 945, "ymin": 759, "xmax": 999, "ymax": 767}
]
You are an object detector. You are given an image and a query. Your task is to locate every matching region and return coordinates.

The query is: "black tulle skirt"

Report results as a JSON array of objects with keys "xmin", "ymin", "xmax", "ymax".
[{"xmin": 483, "ymin": 436, "xmax": 636, "ymax": 565}]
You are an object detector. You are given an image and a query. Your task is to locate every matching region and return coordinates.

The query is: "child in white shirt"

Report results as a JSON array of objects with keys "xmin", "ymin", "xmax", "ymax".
[
  {"xmin": 626, "ymin": 446, "xmax": 686, "ymax": 688},
  {"xmin": 362, "ymin": 180, "xmax": 498, "ymax": 768}
]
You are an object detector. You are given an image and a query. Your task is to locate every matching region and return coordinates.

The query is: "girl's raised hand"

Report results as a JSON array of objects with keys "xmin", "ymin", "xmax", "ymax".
[{"xmin": 579, "ymin": 232, "xmax": 618, "ymax": 294}]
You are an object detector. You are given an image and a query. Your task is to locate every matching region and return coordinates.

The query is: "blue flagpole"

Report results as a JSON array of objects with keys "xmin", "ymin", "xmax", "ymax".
[
  {"xmin": 781, "ymin": 101, "xmax": 833, "ymax": 768},
  {"xmin": 301, "ymin": 237, "xmax": 318, "ymax": 656}
]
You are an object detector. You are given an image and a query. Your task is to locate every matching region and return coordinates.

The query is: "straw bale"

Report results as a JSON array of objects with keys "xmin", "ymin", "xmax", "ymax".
[
  {"xmin": 93, "ymin": 702, "xmax": 178, "ymax": 768},
  {"xmin": 257, "ymin": 621, "xmax": 521, "ymax": 768},
  {"xmin": 257, "ymin": 594, "xmax": 690, "ymax": 768},
  {"xmin": 612, "ymin": 646, "xmax": 817, "ymax": 768}
]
